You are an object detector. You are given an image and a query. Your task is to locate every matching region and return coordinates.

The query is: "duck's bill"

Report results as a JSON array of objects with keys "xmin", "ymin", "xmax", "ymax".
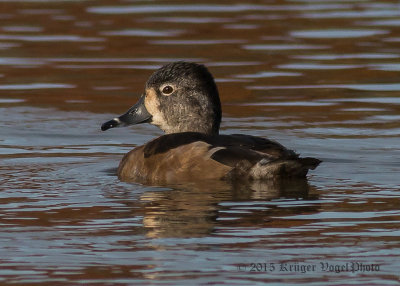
[{"xmin": 101, "ymin": 95, "xmax": 152, "ymax": 131}]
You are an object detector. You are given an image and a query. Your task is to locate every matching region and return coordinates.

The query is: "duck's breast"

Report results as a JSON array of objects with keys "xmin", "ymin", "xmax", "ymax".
[{"xmin": 117, "ymin": 140, "xmax": 232, "ymax": 183}]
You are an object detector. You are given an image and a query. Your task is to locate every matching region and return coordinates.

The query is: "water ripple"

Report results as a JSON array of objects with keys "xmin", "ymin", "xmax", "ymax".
[
  {"xmin": 293, "ymin": 53, "xmax": 399, "ymax": 60},
  {"xmin": 291, "ymin": 29, "xmax": 388, "ymax": 38},
  {"xmin": 0, "ymin": 34, "xmax": 103, "ymax": 42},
  {"xmin": 369, "ymin": 63, "xmax": 400, "ymax": 71},
  {"xmin": 235, "ymin": 71, "xmax": 301, "ymax": 78},
  {"xmin": 278, "ymin": 63, "xmax": 362, "ymax": 70},
  {"xmin": 101, "ymin": 29, "xmax": 184, "ymax": 37},
  {"xmin": 150, "ymin": 39, "xmax": 246, "ymax": 45},
  {"xmin": 141, "ymin": 16, "xmax": 233, "ymax": 23},
  {"xmin": 0, "ymin": 99, "xmax": 25, "ymax": 103},
  {"xmin": 0, "ymin": 83, "xmax": 75, "ymax": 90},
  {"xmin": 360, "ymin": 19, "xmax": 400, "ymax": 26},
  {"xmin": 243, "ymin": 44, "xmax": 329, "ymax": 50},
  {"xmin": 302, "ymin": 10, "xmax": 400, "ymax": 19},
  {"xmin": 1, "ymin": 26, "xmax": 43, "ymax": 32},
  {"xmin": 249, "ymin": 83, "xmax": 400, "ymax": 91},
  {"xmin": 88, "ymin": 4, "xmax": 350, "ymax": 14}
]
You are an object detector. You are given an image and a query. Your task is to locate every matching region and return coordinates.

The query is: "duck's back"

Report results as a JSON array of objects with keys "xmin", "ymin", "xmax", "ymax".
[{"xmin": 117, "ymin": 132, "xmax": 320, "ymax": 183}]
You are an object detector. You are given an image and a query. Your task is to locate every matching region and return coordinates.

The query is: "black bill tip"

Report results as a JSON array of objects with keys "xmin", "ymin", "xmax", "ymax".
[
  {"xmin": 101, "ymin": 95, "xmax": 151, "ymax": 131},
  {"xmin": 101, "ymin": 118, "xmax": 120, "ymax": 131}
]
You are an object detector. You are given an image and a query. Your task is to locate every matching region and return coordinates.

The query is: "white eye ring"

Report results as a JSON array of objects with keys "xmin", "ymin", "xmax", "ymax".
[{"xmin": 161, "ymin": 85, "xmax": 174, "ymax": 95}]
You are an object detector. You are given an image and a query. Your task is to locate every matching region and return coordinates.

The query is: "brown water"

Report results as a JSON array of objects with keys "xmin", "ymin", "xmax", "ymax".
[{"xmin": 1, "ymin": 0, "xmax": 399, "ymax": 285}]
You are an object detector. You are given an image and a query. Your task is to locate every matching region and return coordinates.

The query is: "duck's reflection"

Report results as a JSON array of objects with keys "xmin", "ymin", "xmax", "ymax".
[{"xmin": 131, "ymin": 179, "xmax": 320, "ymax": 238}]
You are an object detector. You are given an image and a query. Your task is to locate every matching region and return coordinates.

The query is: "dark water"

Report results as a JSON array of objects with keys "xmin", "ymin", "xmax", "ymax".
[{"xmin": 1, "ymin": 0, "xmax": 399, "ymax": 285}]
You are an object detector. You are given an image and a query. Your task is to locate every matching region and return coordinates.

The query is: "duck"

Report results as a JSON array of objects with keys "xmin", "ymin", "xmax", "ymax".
[{"xmin": 101, "ymin": 61, "xmax": 320, "ymax": 184}]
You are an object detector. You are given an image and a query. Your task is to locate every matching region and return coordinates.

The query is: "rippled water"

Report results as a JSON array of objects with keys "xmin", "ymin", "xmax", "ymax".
[{"xmin": 1, "ymin": 0, "xmax": 399, "ymax": 285}]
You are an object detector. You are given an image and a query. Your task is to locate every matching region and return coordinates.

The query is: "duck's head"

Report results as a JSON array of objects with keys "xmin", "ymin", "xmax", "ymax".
[{"xmin": 101, "ymin": 61, "xmax": 222, "ymax": 135}]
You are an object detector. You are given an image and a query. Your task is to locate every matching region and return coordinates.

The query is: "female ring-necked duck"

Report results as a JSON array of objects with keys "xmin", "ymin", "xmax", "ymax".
[{"xmin": 101, "ymin": 61, "xmax": 320, "ymax": 184}]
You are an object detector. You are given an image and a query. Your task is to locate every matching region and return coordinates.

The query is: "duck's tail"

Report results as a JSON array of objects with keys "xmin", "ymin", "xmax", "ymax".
[
  {"xmin": 299, "ymin": 157, "xmax": 322, "ymax": 170},
  {"xmin": 249, "ymin": 157, "xmax": 321, "ymax": 180}
]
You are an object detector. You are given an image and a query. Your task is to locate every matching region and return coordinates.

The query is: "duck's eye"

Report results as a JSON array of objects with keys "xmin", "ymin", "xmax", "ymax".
[{"xmin": 161, "ymin": 85, "xmax": 174, "ymax": 95}]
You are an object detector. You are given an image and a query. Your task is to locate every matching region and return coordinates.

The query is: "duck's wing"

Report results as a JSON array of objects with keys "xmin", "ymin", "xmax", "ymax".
[
  {"xmin": 213, "ymin": 134, "xmax": 298, "ymax": 159},
  {"xmin": 143, "ymin": 132, "xmax": 293, "ymax": 158}
]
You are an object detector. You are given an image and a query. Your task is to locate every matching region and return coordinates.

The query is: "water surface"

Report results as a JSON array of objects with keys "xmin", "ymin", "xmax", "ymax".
[{"xmin": 0, "ymin": 0, "xmax": 399, "ymax": 285}]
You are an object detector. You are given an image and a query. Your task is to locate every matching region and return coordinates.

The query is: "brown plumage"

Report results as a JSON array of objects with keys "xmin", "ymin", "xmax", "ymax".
[{"xmin": 101, "ymin": 62, "xmax": 320, "ymax": 184}]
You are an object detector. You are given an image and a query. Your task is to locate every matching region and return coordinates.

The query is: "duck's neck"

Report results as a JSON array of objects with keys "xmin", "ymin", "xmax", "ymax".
[{"xmin": 161, "ymin": 118, "xmax": 219, "ymax": 135}]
